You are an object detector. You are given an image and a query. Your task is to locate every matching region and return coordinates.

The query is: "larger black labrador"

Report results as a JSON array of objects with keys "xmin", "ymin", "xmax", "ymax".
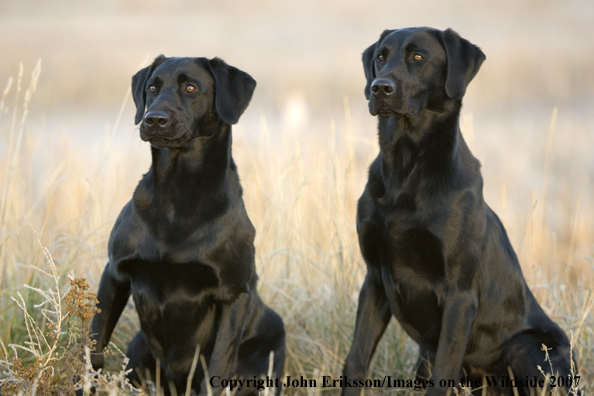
[
  {"xmin": 89, "ymin": 56, "xmax": 285, "ymax": 395},
  {"xmin": 342, "ymin": 27, "xmax": 578, "ymax": 396}
]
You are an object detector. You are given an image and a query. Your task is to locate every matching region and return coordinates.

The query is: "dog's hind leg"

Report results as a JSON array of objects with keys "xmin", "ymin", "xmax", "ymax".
[{"xmin": 502, "ymin": 327, "xmax": 576, "ymax": 396}]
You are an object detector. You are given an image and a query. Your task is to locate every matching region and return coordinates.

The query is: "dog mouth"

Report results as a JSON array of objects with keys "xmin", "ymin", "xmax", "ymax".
[
  {"xmin": 376, "ymin": 105, "xmax": 396, "ymax": 119},
  {"xmin": 370, "ymin": 99, "xmax": 416, "ymax": 119},
  {"xmin": 370, "ymin": 103, "xmax": 401, "ymax": 119},
  {"xmin": 140, "ymin": 130, "xmax": 192, "ymax": 149},
  {"xmin": 147, "ymin": 137, "xmax": 186, "ymax": 149}
]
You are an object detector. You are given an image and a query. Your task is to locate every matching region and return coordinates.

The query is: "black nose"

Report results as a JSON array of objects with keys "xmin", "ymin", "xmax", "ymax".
[
  {"xmin": 370, "ymin": 78, "xmax": 396, "ymax": 98},
  {"xmin": 143, "ymin": 111, "xmax": 170, "ymax": 129}
]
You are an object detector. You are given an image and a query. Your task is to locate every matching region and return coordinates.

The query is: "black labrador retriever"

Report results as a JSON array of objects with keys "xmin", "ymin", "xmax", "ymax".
[
  {"xmin": 342, "ymin": 27, "xmax": 578, "ymax": 396},
  {"xmin": 89, "ymin": 56, "xmax": 285, "ymax": 395}
]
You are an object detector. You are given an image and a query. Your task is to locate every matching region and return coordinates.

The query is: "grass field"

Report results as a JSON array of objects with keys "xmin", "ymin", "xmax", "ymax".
[{"xmin": 1, "ymin": 1, "xmax": 593, "ymax": 394}]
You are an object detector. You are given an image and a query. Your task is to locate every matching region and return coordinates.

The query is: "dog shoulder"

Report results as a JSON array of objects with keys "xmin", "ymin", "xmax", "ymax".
[{"xmin": 107, "ymin": 200, "xmax": 147, "ymax": 266}]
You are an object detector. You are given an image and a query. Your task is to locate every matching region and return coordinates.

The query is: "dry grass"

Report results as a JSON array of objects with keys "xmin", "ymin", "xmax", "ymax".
[{"xmin": 0, "ymin": 54, "xmax": 593, "ymax": 395}]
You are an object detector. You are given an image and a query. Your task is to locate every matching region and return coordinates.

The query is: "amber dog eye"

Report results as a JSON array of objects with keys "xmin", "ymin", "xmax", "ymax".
[
  {"xmin": 186, "ymin": 85, "xmax": 196, "ymax": 93},
  {"xmin": 413, "ymin": 54, "xmax": 424, "ymax": 61},
  {"xmin": 148, "ymin": 85, "xmax": 156, "ymax": 93},
  {"xmin": 377, "ymin": 54, "xmax": 385, "ymax": 61}
]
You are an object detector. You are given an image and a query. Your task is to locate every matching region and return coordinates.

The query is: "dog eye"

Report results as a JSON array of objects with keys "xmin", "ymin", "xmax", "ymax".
[
  {"xmin": 377, "ymin": 54, "xmax": 385, "ymax": 61},
  {"xmin": 186, "ymin": 84, "xmax": 197, "ymax": 93},
  {"xmin": 413, "ymin": 54, "xmax": 424, "ymax": 61},
  {"xmin": 148, "ymin": 85, "xmax": 156, "ymax": 93}
]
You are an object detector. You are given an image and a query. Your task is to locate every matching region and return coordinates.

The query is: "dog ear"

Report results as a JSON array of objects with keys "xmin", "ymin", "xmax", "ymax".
[
  {"xmin": 362, "ymin": 29, "xmax": 391, "ymax": 100},
  {"xmin": 441, "ymin": 29, "xmax": 486, "ymax": 100},
  {"xmin": 208, "ymin": 58, "xmax": 257, "ymax": 125},
  {"xmin": 362, "ymin": 42, "xmax": 377, "ymax": 100},
  {"xmin": 131, "ymin": 55, "xmax": 167, "ymax": 125}
]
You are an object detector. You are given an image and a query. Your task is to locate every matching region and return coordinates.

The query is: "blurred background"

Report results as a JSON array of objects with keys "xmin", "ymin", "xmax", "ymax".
[
  {"xmin": 2, "ymin": 0, "xmax": 593, "ymax": 206},
  {"xmin": 1, "ymin": 0, "xmax": 593, "ymax": 393}
]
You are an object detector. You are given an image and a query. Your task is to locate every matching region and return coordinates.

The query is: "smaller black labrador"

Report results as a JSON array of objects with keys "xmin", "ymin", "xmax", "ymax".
[
  {"xmin": 343, "ymin": 27, "xmax": 578, "ymax": 396},
  {"xmin": 89, "ymin": 56, "xmax": 285, "ymax": 395}
]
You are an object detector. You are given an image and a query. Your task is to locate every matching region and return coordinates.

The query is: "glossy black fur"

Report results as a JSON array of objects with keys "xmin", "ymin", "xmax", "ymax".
[
  {"xmin": 89, "ymin": 56, "xmax": 285, "ymax": 395},
  {"xmin": 342, "ymin": 27, "xmax": 578, "ymax": 396}
]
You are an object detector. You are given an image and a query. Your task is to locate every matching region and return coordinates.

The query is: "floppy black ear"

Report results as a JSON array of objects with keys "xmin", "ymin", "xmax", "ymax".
[
  {"xmin": 131, "ymin": 55, "xmax": 167, "ymax": 125},
  {"xmin": 362, "ymin": 42, "xmax": 377, "ymax": 100},
  {"xmin": 441, "ymin": 28, "xmax": 486, "ymax": 100},
  {"xmin": 208, "ymin": 58, "xmax": 256, "ymax": 125}
]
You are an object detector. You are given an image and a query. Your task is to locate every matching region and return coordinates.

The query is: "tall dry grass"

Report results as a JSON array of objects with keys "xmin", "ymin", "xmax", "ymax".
[{"xmin": 0, "ymin": 62, "xmax": 592, "ymax": 394}]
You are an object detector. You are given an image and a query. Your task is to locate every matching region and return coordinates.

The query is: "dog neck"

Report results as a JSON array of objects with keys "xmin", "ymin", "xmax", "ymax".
[
  {"xmin": 375, "ymin": 102, "xmax": 480, "ymax": 201},
  {"xmin": 150, "ymin": 122, "xmax": 233, "ymax": 184},
  {"xmin": 133, "ymin": 121, "xmax": 239, "ymax": 238}
]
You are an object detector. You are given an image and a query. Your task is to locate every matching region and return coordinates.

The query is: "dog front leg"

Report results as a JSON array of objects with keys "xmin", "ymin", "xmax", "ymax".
[
  {"xmin": 199, "ymin": 291, "xmax": 252, "ymax": 396},
  {"xmin": 89, "ymin": 264, "xmax": 131, "ymax": 370},
  {"xmin": 426, "ymin": 291, "xmax": 476, "ymax": 396},
  {"xmin": 342, "ymin": 270, "xmax": 392, "ymax": 396}
]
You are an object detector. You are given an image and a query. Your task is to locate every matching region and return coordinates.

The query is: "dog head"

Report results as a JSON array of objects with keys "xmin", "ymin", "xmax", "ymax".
[
  {"xmin": 362, "ymin": 27, "xmax": 485, "ymax": 118},
  {"xmin": 131, "ymin": 56, "xmax": 256, "ymax": 149}
]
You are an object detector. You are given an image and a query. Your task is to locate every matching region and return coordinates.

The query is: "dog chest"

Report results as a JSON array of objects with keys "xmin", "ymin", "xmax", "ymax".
[
  {"xmin": 383, "ymin": 273, "xmax": 442, "ymax": 347},
  {"xmin": 384, "ymin": 228, "xmax": 444, "ymax": 345},
  {"xmin": 114, "ymin": 259, "xmax": 222, "ymax": 361},
  {"xmin": 359, "ymin": 215, "xmax": 446, "ymax": 280},
  {"xmin": 117, "ymin": 259, "xmax": 220, "ymax": 304},
  {"xmin": 359, "ymin": 219, "xmax": 446, "ymax": 345}
]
